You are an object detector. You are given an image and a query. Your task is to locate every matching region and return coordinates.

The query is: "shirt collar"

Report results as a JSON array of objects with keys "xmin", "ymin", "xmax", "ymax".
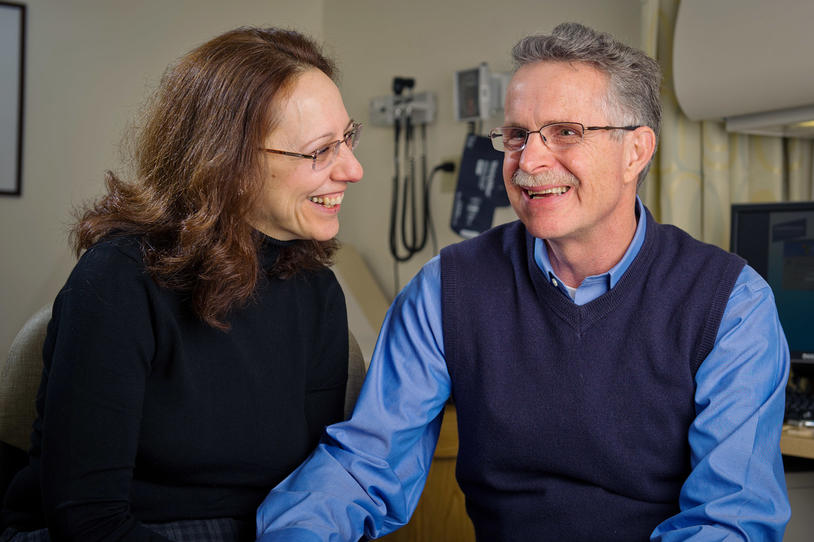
[{"xmin": 533, "ymin": 196, "xmax": 647, "ymax": 304}]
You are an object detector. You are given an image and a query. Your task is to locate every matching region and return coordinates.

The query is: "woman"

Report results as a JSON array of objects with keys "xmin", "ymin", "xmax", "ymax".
[{"xmin": 0, "ymin": 27, "xmax": 363, "ymax": 541}]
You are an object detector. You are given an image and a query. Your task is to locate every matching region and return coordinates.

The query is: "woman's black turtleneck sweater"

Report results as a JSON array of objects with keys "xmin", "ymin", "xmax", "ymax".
[{"xmin": 1, "ymin": 235, "xmax": 348, "ymax": 540}]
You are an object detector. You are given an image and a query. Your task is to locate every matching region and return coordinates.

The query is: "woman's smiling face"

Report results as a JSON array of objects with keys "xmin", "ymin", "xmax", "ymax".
[{"xmin": 250, "ymin": 68, "xmax": 363, "ymax": 241}]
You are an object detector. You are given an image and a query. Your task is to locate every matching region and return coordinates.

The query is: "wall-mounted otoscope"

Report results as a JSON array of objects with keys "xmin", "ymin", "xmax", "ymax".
[
  {"xmin": 370, "ymin": 78, "xmax": 451, "ymax": 292},
  {"xmin": 388, "ymin": 77, "xmax": 425, "ymax": 265}
]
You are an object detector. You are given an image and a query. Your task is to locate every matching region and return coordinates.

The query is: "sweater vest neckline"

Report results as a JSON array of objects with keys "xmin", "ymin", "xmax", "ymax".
[{"xmin": 523, "ymin": 208, "xmax": 660, "ymax": 333}]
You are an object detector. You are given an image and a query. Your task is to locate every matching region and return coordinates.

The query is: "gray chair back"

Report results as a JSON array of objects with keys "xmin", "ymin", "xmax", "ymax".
[
  {"xmin": 0, "ymin": 304, "xmax": 51, "ymax": 452},
  {"xmin": 345, "ymin": 330, "xmax": 366, "ymax": 419}
]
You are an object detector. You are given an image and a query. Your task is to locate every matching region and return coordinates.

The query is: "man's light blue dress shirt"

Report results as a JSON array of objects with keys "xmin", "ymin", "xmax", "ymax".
[{"xmin": 257, "ymin": 199, "xmax": 791, "ymax": 541}]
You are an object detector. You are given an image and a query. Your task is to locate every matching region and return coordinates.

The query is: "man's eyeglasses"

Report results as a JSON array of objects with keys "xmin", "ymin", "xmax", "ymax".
[
  {"xmin": 489, "ymin": 122, "xmax": 640, "ymax": 153},
  {"xmin": 261, "ymin": 122, "xmax": 362, "ymax": 171}
]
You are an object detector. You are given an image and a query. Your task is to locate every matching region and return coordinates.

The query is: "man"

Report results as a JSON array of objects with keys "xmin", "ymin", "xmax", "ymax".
[{"xmin": 256, "ymin": 22, "xmax": 790, "ymax": 541}]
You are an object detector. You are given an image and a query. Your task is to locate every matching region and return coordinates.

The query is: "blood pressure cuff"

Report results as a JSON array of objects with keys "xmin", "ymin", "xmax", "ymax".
[{"xmin": 450, "ymin": 134, "xmax": 510, "ymax": 238}]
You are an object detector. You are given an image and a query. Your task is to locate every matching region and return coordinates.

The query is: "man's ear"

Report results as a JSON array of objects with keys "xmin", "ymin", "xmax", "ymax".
[{"xmin": 624, "ymin": 126, "xmax": 656, "ymax": 184}]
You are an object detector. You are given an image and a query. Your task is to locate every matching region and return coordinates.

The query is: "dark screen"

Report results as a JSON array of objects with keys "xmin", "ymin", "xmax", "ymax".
[{"xmin": 731, "ymin": 202, "xmax": 814, "ymax": 364}]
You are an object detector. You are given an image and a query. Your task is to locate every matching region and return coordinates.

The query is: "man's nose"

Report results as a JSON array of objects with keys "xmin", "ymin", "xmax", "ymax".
[{"xmin": 518, "ymin": 131, "xmax": 556, "ymax": 173}]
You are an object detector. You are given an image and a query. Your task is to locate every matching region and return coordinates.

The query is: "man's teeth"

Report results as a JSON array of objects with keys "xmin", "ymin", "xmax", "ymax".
[
  {"xmin": 526, "ymin": 186, "xmax": 570, "ymax": 198},
  {"xmin": 309, "ymin": 194, "xmax": 344, "ymax": 208}
]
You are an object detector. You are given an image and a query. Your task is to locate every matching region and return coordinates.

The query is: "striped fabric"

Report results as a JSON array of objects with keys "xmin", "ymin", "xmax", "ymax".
[{"xmin": 1, "ymin": 517, "xmax": 255, "ymax": 541}]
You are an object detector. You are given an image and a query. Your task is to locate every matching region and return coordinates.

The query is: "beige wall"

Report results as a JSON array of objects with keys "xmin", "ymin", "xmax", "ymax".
[
  {"xmin": 326, "ymin": 0, "xmax": 643, "ymax": 299},
  {"xmin": 0, "ymin": 0, "xmax": 322, "ymax": 356},
  {"xmin": 0, "ymin": 0, "xmax": 642, "ymax": 354}
]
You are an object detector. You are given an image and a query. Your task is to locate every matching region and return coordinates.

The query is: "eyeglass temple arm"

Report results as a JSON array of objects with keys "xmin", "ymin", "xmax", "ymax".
[
  {"xmin": 262, "ymin": 148, "xmax": 315, "ymax": 159},
  {"xmin": 585, "ymin": 125, "xmax": 641, "ymax": 131}
]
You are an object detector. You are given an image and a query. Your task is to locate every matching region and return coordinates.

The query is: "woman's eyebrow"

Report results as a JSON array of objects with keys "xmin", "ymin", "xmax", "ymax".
[{"xmin": 302, "ymin": 119, "xmax": 354, "ymax": 149}]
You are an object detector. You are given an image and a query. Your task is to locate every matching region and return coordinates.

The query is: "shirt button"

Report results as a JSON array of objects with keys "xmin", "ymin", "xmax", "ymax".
[{"xmin": 551, "ymin": 278, "xmax": 559, "ymax": 287}]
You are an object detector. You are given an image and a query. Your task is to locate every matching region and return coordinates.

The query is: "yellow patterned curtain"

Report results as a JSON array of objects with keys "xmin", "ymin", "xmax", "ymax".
[{"xmin": 639, "ymin": 0, "xmax": 814, "ymax": 250}]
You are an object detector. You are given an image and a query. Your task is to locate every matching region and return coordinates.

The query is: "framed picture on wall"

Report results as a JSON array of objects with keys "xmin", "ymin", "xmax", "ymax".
[{"xmin": 0, "ymin": 1, "xmax": 25, "ymax": 196}]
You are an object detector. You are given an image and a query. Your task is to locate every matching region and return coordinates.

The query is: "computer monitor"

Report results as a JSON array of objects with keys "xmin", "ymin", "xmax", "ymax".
[{"xmin": 730, "ymin": 201, "xmax": 814, "ymax": 364}]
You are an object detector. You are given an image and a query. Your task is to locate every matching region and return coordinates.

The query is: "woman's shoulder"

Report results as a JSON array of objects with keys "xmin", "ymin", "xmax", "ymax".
[
  {"xmin": 50, "ymin": 236, "xmax": 159, "ymax": 348},
  {"xmin": 263, "ymin": 265, "xmax": 344, "ymax": 317},
  {"xmin": 66, "ymin": 235, "xmax": 150, "ymax": 293},
  {"xmin": 298, "ymin": 265, "xmax": 344, "ymax": 300},
  {"xmin": 82, "ymin": 234, "xmax": 144, "ymax": 263}
]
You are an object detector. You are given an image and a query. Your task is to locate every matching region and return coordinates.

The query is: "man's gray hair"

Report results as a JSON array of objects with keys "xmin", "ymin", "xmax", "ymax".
[{"xmin": 512, "ymin": 23, "xmax": 661, "ymax": 185}]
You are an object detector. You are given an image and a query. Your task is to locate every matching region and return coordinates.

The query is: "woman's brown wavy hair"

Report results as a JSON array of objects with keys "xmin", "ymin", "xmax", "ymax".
[{"xmin": 71, "ymin": 27, "xmax": 339, "ymax": 330}]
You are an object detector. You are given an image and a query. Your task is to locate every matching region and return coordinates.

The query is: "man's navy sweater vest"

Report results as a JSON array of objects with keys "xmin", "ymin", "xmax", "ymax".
[{"xmin": 440, "ymin": 208, "xmax": 745, "ymax": 541}]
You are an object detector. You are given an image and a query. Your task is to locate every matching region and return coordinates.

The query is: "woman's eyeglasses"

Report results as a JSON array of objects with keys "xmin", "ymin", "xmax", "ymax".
[{"xmin": 261, "ymin": 122, "xmax": 362, "ymax": 171}]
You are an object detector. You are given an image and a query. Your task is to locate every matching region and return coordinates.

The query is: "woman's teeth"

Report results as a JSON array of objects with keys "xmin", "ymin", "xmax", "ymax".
[
  {"xmin": 309, "ymin": 194, "xmax": 344, "ymax": 208},
  {"xmin": 526, "ymin": 186, "xmax": 570, "ymax": 199}
]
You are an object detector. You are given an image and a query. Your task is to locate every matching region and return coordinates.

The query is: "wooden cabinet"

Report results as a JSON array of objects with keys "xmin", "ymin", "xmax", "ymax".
[
  {"xmin": 782, "ymin": 425, "xmax": 814, "ymax": 460},
  {"xmin": 379, "ymin": 405, "xmax": 475, "ymax": 542}
]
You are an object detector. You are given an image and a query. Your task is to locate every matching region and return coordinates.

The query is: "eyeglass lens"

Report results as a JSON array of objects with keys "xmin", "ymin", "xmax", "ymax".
[{"xmin": 313, "ymin": 124, "xmax": 362, "ymax": 170}]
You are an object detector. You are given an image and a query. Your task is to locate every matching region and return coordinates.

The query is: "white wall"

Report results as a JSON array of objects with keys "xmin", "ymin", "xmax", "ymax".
[
  {"xmin": 325, "ymin": 0, "xmax": 643, "ymax": 299},
  {"xmin": 0, "ymin": 0, "xmax": 322, "ymax": 356}
]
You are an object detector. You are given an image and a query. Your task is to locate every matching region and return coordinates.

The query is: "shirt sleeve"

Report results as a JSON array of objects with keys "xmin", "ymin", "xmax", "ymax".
[
  {"xmin": 650, "ymin": 265, "xmax": 791, "ymax": 541},
  {"xmin": 256, "ymin": 256, "xmax": 451, "ymax": 542},
  {"xmin": 39, "ymin": 244, "xmax": 171, "ymax": 541}
]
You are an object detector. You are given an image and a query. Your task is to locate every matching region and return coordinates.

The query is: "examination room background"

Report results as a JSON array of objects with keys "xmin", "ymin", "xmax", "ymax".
[{"xmin": 0, "ymin": 0, "xmax": 642, "ymax": 357}]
